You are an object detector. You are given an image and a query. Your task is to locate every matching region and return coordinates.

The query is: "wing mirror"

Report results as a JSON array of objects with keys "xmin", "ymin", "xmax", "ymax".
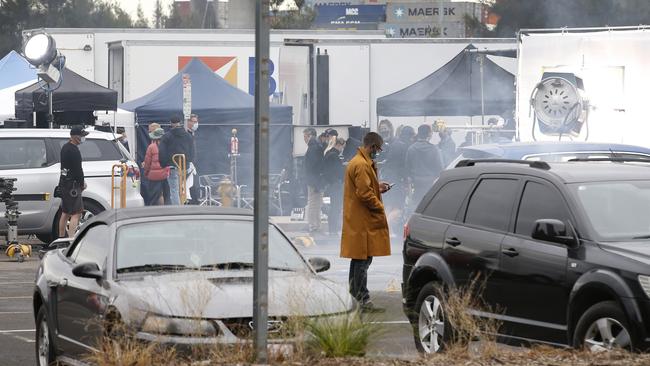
[
  {"xmin": 308, "ymin": 257, "xmax": 331, "ymax": 273},
  {"xmin": 72, "ymin": 262, "xmax": 103, "ymax": 280},
  {"xmin": 532, "ymin": 219, "xmax": 579, "ymax": 248}
]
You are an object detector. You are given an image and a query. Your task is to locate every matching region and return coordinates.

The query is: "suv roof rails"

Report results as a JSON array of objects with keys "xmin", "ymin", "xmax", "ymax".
[
  {"xmin": 568, "ymin": 157, "xmax": 650, "ymax": 163},
  {"xmin": 455, "ymin": 159, "xmax": 551, "ymax": 170}
]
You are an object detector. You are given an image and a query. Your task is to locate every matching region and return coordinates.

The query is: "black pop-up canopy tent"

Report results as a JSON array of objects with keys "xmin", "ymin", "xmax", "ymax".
[
  {"xmin": 14, "ymin": 68, "xmax": 117, "ymax": 126},
  {"xmin": 376, "ymin": 44, "xmax": 515, "ymax": 118},
  {"xmin": 120, "ymin": 58, "xmax": 293, "ymax": 184}
]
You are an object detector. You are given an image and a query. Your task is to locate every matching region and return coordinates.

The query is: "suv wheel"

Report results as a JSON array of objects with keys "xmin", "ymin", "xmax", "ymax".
[
  {"xmin": 573, "ymin": 301, "xmax": 635, "ymax": 351},
  {"xmin": 35, "ymin": 306, "xmax": 55, "ymax": 366},
  {"xmin": 413, "ymin": 283, "xmax": 449, "ymax": 354}
]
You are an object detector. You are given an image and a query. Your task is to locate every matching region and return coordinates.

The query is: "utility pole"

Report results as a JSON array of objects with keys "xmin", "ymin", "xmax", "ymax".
[{"xmin": 253, "ymin": 0, "xmax": 270, "ymax": 363}]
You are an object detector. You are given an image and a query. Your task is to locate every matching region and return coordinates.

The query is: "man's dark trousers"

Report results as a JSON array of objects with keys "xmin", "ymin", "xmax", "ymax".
[{"xmin": 349, "ymin": 257, "xmax": 373, "ymax": 303}]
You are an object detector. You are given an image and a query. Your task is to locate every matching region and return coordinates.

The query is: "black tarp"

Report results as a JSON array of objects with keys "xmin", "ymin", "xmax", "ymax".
[
  {"xmin": 122, "ymin": 58, "xmax": 294, "ymax": 184},
  {"xmin": 376, "ymin": 44, "xmax": 515, "ymax": 117},
  {"xmin": 14, "ymin": 68, "xmax": 117, "ymax": 122}
]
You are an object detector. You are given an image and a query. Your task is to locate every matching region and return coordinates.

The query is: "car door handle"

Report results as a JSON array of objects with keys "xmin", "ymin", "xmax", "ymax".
[
  {"xmin": 502, "ymin": 248, "xmax": 519, "ymax": 257},
  {"xmin": 445, "ymin": 237, "xmax": 461, "ymax": 247}
]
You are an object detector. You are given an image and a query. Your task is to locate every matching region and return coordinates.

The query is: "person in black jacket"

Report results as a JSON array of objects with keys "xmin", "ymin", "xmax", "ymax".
[
  {"xmin": 382, "ymin": 125, "xmax": 415, "ymax": 235},
  {"xmin": 58, "ymin": 125, "xmax": 89, "ymax": 238},
  {"xmin": 303, "ymin": 127, "xmax": 324, "ymax": 233},
  {"xmin": 323, "ymin": 137, "xmax": 346, "ymax": 235},
  {"xmin": 158, "ymin": 115, "xmax": 195, "ymax": 205},
  {"xmin": 406, "ymin": 124, "xmax": 444, "ymax": 211}
]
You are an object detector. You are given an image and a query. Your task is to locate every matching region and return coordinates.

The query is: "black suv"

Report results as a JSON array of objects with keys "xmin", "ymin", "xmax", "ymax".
[{"xmin": 402, "ymin": 159, "xmax": 650, "ymax": 354}]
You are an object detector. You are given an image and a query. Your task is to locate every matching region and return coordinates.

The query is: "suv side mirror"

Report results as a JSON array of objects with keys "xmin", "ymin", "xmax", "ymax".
[
  {"xmin": 308, "ymin": 257, "xmax": 331, "ymax": 273},
  {"xmin": 532, "ymin": 219, "xmax": 578, "ymax": 248},
  {"xmin": 72, "ymin": 262, "xmax": 103, "ymax": 280}
]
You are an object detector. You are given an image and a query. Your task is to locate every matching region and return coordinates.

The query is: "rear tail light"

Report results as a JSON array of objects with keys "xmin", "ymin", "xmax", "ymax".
[{"xmin": 403, "ymin": 223, "xmax": 410, "ymax": 241}]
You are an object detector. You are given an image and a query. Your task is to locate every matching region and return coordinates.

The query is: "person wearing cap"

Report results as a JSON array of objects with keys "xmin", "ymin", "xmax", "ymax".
[
  {"xmin": 158, "ymin": 115, "xmax": 195, "ymax": 205},
  {"xmin": 143, "ymin": 128, "xmax": 170, "ymax": 206},
  {"xmin": 57, "ymin": 125, "xmax": 89, "ymax": 238}
]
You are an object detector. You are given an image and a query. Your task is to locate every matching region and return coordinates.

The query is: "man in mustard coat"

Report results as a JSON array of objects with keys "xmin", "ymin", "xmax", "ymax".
[{"xmin": 340, "ymin": 132, "xmax": 391, "ymax": 311}]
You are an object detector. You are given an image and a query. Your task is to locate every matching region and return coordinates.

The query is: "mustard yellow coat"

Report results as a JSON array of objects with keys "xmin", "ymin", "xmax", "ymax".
[{"xmin": 340, "ymin": 148, "xmax": 391, "ymax": 260}]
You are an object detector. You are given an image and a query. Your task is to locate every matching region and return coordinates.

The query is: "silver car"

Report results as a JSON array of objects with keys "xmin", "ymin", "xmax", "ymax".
[
  {"xmin": 0, "ymin": 128, "xmax": 144, "ymax": 242},
  {"xmin": 34, "ymin": 207, "xmax": 354, "ymax": 365}
]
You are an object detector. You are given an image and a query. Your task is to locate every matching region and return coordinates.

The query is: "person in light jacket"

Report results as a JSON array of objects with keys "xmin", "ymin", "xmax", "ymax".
[{"xmin": 143, "ymin": 128, "xmax": 169, "ymax": 206}]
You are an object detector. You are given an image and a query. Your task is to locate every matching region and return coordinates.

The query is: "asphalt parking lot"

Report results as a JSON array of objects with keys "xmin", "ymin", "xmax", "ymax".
[{"xmin": 0, "ymin": 236, "xmax": 415, "ymax": 366}]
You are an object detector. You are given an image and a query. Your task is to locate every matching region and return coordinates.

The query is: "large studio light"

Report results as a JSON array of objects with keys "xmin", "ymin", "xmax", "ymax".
[{"xmin": 22, "ymin": 32, "xmax": 64, "ymax": 83}]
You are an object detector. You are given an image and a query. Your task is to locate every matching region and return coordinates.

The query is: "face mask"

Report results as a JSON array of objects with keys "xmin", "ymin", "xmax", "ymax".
[
  {"xmin": 192, "ymin": 123, "xmax": 199, "ymax": 132},
  {"xmin": 80, "ymin": 136, "xmax": 86, "ymax": 144}
]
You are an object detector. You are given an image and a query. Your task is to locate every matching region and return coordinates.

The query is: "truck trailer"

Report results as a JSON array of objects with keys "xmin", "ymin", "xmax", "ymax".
[{"xmin": 29, "ymin": 28, "xmax": 515, "ymax": 129}]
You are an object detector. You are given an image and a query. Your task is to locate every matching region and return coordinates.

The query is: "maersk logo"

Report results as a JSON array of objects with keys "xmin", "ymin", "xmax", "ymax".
[{"xmin": 394, "ymin": 7, "xmax": 405, "ymax": 17}]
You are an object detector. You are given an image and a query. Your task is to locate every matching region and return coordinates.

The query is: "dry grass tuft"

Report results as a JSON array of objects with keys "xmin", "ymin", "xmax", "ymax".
[{"xmin": 436, "ymin": 275, "xmax": 502, "ymax": 358}]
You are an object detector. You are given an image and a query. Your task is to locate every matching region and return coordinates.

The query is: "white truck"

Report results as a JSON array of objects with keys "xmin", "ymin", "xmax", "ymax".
[
  {"xmin": 31, "ymin": 28, "xmax": 515, "ymax": 130},
  {"xmin": 516, "ymin": 26, "xmax": 650, "ymax": 148}
]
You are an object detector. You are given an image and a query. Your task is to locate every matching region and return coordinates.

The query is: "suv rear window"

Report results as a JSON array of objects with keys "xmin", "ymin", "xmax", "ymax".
[
  {"xmin": 53, "ymin": 138, "xmax": 122, "ymax": 162},
  {"xmin": 422, "ymin": 179, "xmax": 474, "ymax": 221},
  {"xmin": 0, "ymin": 138, "xmax": 48, "ymax": 169},
  {"xmin": 465, "ymin": 178, "xmax": 518, "ymax": 231}
]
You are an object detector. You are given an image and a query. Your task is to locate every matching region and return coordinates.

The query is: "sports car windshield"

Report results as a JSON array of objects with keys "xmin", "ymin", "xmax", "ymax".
[
  {"xmin": 571, "ymin": 181, "xmax": 650, "ymax": 240},
  {"xmin": 115, "ymin": 220, "xmax": 308, "ymax": 274}
]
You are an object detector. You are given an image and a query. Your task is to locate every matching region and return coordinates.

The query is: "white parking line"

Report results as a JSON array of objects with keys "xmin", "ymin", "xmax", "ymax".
[
  {"xmin": 0, "ymin": 281, "xmax": 34, "ymax": 285},
  {"xmin": 0, "ymin": 311, "xmax": 31, "ymax": 315},
  {"xmin": 0, "ymin": 329, "xmax": 35, "ymax": 333},
  {"xmin": 11, "ymin": 335, "xmax": 35, "ymax": 343},
  {"xmin": 372, "ymin": 321, "xmax": 410, "ymax": 325},
  {"xmin": 0, "ymin": 296, "xmax": 31, "ymax": 299}
]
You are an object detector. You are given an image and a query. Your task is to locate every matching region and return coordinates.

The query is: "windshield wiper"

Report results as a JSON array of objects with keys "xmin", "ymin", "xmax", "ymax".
[
  {"xmin": 117, "ymin": 264, "xmax": 195, "ymax": 274},
  {"xmin": 200, "ymin": 262, "xmax": 295, "ymax": 272},
  {"xmin": 633, "ymin": 235, "xmax": 650, "ymax": 239}
]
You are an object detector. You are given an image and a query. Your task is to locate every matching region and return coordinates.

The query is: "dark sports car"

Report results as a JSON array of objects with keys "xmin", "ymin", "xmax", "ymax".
[{"xmin": 33, "ymin": 207, "xmax": 354, "ymax": 366}]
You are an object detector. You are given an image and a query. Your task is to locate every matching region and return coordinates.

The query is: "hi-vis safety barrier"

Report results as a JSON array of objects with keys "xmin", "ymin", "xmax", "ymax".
[
  {"xmin": 172, "ymin": 154, "xmax": 187, "ymax": 204},
  {"xmin": 111, "ymin": 163, "xmax": 128, "ymax": 208}
]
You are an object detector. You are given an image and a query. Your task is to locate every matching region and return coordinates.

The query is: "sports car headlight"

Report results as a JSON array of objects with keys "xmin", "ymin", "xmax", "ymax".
[
  {"xmin": 638, "ymin": 275, "xmax": 650, "ymax": 298},
  {"xmin": 142, "ymin": 315, "xmax": 218, "ymax": 337}
]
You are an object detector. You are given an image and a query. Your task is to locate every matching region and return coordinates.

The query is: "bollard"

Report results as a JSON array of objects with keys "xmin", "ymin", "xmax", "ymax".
[
  {"xmin": 111, "ymin": 163, "xmax": 128, "ymax": 208},
  {"xmin": 172, "ymin": 154, "xmax": 187, "ymax": 204}
]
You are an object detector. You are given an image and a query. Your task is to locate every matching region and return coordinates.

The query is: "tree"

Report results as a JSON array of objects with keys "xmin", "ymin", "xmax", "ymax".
[
  {"xmin": 133, "ymin": 1, "xmax": 149, "ymax": 28},
  {"xmin": 491, "ymin": 0, "xmax": 650, "ymax": 37},
  {"xmin": 153, "ymin": 0, "xmax": 166, "ymax": 29},
  {"xmin": 270, "ymin": 0, "xmax": 284, "ymax": 14},
  {"xmin": 0, "ymin": 0, "xmax": 133, "ymax": 57},
  {"xmin": 270, "ymin": 7, "xmax": 316, "ymax": 29}
]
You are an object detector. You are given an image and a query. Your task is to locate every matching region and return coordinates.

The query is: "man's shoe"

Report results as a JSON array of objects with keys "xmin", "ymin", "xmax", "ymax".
[{"xmin": 360, "ymin": 300, "xmax": 385, "ymax": 313}]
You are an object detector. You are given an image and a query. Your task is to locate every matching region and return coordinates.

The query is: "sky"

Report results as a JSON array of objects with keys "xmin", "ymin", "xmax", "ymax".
[
  {"xmin": 115, "ymin": 0, "xmax": 296, "ymax": 24},
  {"xmin": 116, "ymin": 0, "xmax": 174, "ymax": 23}
]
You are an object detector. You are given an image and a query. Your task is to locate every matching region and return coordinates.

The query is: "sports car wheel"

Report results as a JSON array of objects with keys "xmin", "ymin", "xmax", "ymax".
[{"xmin": 35, "ymin": 306, "xmax": 55, "ymax": 366}]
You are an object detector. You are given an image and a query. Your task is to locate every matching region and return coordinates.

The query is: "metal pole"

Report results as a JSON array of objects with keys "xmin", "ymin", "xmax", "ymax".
[
  {"xmin": 253, "ymin": 0, "xmax": 270, "ymax": 363},
  {"xmin": 478, "ymin": 55, "xmax": 485, "ymax": 126},
  {"xmin": 48, "ymin": 88, "xmax": 53, "ymax": 129}
]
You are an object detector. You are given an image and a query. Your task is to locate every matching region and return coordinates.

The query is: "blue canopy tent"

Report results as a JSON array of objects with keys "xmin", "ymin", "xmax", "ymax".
[
  {"xmin": 120, "ymin": 58, "xmax": 294, "ymax": 186},
  {"xmin": 0, "ymin": 51, "xmax": 37, "ymax": 90}
]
